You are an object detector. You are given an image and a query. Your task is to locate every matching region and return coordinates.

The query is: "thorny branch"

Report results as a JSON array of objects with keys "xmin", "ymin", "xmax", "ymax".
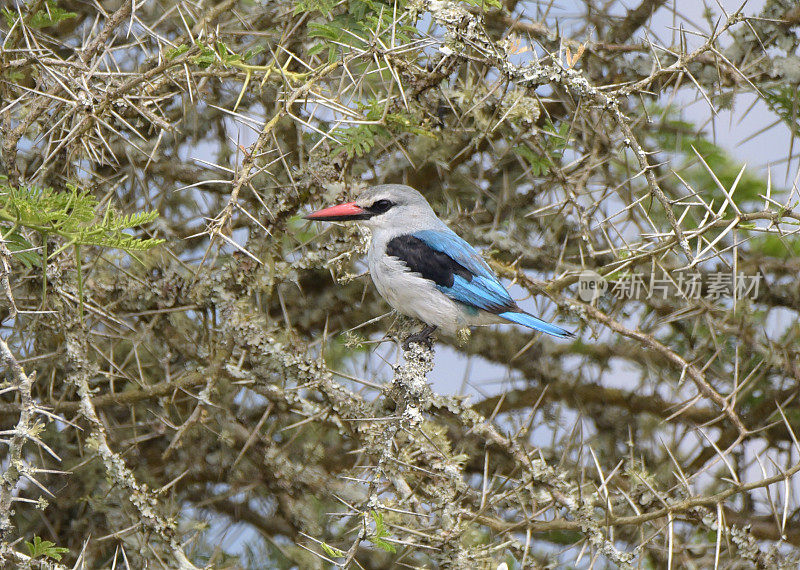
[
  {"xmin": 0, "ymin": 337, "xmax": 37, "ymax": 542},
  {"xmin": 2, "ymin": 0, "xmax": 800, "ymax": 568},
  {"xmin": 64, "ymin": 324, "xmax": 200, "ymax": 570}
]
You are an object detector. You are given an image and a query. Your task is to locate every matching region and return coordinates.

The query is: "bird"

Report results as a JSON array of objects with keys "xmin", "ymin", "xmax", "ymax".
[{"xmin": 304, "ymin": 184, "xmax": 573, "ymax": 348}]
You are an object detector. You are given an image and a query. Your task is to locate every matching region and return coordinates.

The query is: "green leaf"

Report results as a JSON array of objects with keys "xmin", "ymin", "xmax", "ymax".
[
  {"xmin": 243, "ymin": 45, "xmax": 265, "ymax": 62},
  {"xmin": 1, "ymin": 8, "xmax": 14, "ymax": 28},
  {"xmin": 321, "ymin": 542, "xmax": 345, "ymax": 558},
  {"xmin": 456, "ymin": 0, "xmax": 502, "ymax": 8},
  {"xmin": 3, "ymin": 230, "xmax": 40, "ymax": 268},
  {"xmin": 165, "ymin": 44, "xmax": 190, "ymax": 60},
  {"xmin": 293, "ymin": 0, "xmax": 339, "ymax": 16},
  {"xmin": 762, "ymin": 86, "xmax": 800, "ymax": 138},
  {"xmin": 0, "ymin": 178, "xmax": 164, "ymax": 256},
  {"xmin": 751, "ymin": 235, "xmax": 800, "ymax": 258},
  {"xmin": 0, "ymin": 179, "xmax": 164, "ymax": 321},
  {"xmin": 1, "ymin": 183, "xmax": 96, "ymax": 231},
  {"xmin": 369, "ymin": 511, "xmax": 397, "ymax": 554},
  {"xmin": 25, "ymin": 536, "xmax": 69, "ymax": 561},
  {"xmin": 29, "ymin": 4, "xmax": 76, "ymax": 28},
  {"xmin": 329, "ymin": 98, "xmax": 433, "ymax": 158},
  {"xmin": 2, "ymin": 1, "xmax": 76, "ymax": 29},
  {"xmin": 302, "ymin": 0, "xmax": 417, "ymax": 63},
  {"xmin": 307, "ymin": 42, "xmax": 328, "ymax": 57},
  {"xmin": 649, "ymin": 104, "xmax": 765, "ymax": 209},
  {"xmin": 372, "ymin": 535, "xmax": 397, "ymax": 554},
  {"xmin": 308, "ymin": 22, "xmax": 343, "ymax": 42},
  {"xmin": 217, "ymin": 40, "xmax": 243, "ymax": 65},
  {"xmin": 515, "ymin": 145, "xmax": 550, "ymax": 176},
  {"xmin": 514, "ymin": 119, "xmax": 570, "ymax": 176},
  {"xmin": 326, "ymin": 44, "xmax": 338, "ymax": 63},
  {"xmin": 191, "ymin": 44, "xmax": 216, "ymax": 68}
]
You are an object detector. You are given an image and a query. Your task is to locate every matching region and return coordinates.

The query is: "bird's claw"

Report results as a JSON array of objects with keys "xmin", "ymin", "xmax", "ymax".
[{"xmin": 402, "ymin": 325, "xmax": 437, "ymax": 351}]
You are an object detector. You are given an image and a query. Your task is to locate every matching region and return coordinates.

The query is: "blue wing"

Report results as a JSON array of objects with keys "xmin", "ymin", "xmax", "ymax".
[
  {"xmin": 410, "ymin": 229, "xmax": 515, "ymax": 313},
  {"xmin": 386, "ymin": 230, "xmax": 573, "ymax": 338},
  {"xmin": 412, "ymin": 229, "xmax": 496, "ymax": 279}
]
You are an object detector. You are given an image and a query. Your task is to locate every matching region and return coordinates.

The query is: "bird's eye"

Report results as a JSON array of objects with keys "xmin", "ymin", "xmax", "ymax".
[{"xmin": 369, "ymin": 199, "xmax": 393, "ymax": 214}]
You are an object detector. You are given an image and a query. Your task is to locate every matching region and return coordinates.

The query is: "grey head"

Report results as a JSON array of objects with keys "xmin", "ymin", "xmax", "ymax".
[
  {"xmin": 304, "ymin": 184, "xmax": 446, "ymax": 234},
  {"xmin": 352, "ymin": 184, "xmax": 443, "ymax": 233}
]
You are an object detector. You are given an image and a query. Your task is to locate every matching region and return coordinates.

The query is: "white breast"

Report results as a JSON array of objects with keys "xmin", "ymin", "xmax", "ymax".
[{"xmin": 368, "ymin": 246, "xmax": 470, "ymax": 335}]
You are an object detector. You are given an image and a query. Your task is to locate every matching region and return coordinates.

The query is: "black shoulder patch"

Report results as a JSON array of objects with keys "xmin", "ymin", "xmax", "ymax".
[{"xmin": 386, "ymin": 235, "xmax": 473, "ymax": 288}]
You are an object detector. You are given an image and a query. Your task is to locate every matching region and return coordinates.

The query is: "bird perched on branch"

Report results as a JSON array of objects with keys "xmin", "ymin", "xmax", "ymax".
[{"xmin": 305, "ymin": 184, "xmax": 573, "ymax": 348}]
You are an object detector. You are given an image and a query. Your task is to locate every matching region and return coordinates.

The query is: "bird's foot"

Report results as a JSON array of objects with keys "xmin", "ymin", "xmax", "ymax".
[{"xmin": 402, "ymin": 325, "xmax": 437, "ymax": 351}]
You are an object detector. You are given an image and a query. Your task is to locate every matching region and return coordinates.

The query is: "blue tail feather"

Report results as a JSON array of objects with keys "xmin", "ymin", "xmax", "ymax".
[{"xmin": 498, "ymin": 311, "xmax": 574, "ymax": 338}]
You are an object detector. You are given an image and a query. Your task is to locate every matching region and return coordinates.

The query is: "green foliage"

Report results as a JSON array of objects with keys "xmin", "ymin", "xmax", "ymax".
[
  {"xmin": 165, "ymin": 44, "xmax": 191, "ymax": 60},
  {"xmin": 0, "ymin": 177, "xmax": 164, "ymax": 317},
  {"xmin": 2, "ymin": 1, "xmax": 76, "ymax": 29},
  {"xmin": 209, "ymin": 41, "xmax": 246, "ymax": 66},
  {"xmin": 333, "ymin": 123, "xmax": 387, "ymax": 157},
  {"xmin": 762, "ymin": 85, "xmax": 800, "ymax": 137},
  {"xmin": 650, "ymin": 106, "xmax": 765, "ymax": 211},
  {"xmin": 515, "ymin": 145, "xmax": 548, "ymax": 175},
  {"xmin": 242, "ymin": 45, "xmax": 266, "ymax": 63},
  {"xmin": 181, "ymin": 40, "xmax": 266, "ymax": 68},
  {"xmin": 688, "ymin": 139, "xmax": 763, "ymax": 204},
  {"xmin": 301, "ymin": 0, "xmax": 418, "ymax": 63},
  {"xmin": 293, "ymin": 0, "xmax": 339, "ymax": 16},
  {"xmin": 192, "ymin": 45, "xmax": 217, "ymax": 68},
  {"xmin": 456, "ymin": 0, "xmax": 502, "ymax": 8},
  {"xmin": 331, "ymin": 98, "xmax": 434, "ymax": 158},
  {"xmin": 3, "ymin": 230, "xmax": 39, "ymax": 268},
  {"xmin": 25, "ymin": 536, "xmax": 69, "ymax": 561},
  {"xmin": 0, "ymin": 179, "xmax": 164, "ymax": 253},
  {"xmin": 187, "ymin": 41, "xmax": 240, "ymax": 68},
  {"xmin": 321, "ymin": 542, "xmax": 345, "ymax": 557},
  {"xmin": 750, "ymin": 234, "xmax": 800, "ymax": 257},
  {"xmin": 368, "ymin": 511, "xmax": 396, "ymax": 553},
  {"xmin": 515, "ymin": 119, "xmax": 569, "ymax": 176}
]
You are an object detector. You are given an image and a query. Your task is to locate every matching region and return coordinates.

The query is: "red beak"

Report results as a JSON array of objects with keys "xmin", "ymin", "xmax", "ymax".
[{"xmin": 304, "ymin": 201, "xmax": 370, "ymax": 222}]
